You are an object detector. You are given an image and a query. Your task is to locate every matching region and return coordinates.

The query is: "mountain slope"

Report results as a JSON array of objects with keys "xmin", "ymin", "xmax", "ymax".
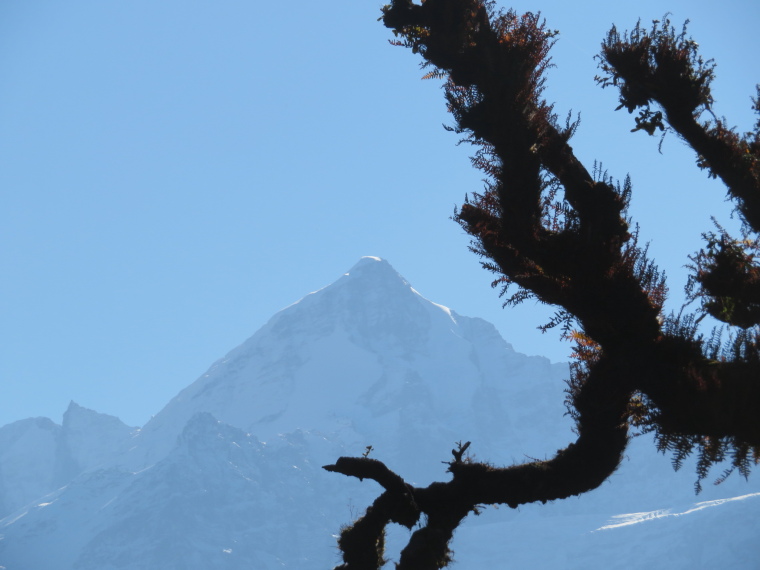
[
  {"xmin": 1, "ymin": 257, "xmax": 758, "ymax": 569},
  {"xmin": 0, "ymin": 416, "xmax": 59, "ymax": 517},
  {"xmin": 128, "ymin": 256, "xmax": 569, "ymax": 481}
]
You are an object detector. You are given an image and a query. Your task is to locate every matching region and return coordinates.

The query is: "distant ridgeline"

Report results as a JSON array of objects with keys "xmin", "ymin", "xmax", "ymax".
[{"xmin": 1, "ymin": 258, "xmax": 758, "ymax": 569}]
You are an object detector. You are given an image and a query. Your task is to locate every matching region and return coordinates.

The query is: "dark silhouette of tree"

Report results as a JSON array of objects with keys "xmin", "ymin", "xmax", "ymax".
[{"xmin": 323, "ymin": 1, "xmax": 760, "ymax": 568}]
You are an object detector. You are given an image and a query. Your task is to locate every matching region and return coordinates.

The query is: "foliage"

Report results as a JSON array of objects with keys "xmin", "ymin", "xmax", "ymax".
[{"xmin": 324, "ymin": 2, "xmax": 760, "ymax": 568}]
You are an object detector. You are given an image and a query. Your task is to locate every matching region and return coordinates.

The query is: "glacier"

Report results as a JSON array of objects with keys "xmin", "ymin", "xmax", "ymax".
[{"xmin": 1, "ymin": 256, "xmax": 758, "ymax": 568}]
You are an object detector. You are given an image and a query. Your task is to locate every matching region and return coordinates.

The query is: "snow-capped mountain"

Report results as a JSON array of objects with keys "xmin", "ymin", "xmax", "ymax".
[
  {"xmin": 1, "ymin": 257, "xmax": 758, "ymax": 569},
  {"xmin": 128, "ymin": 256, "xmax": 569, "ymax": 479}
]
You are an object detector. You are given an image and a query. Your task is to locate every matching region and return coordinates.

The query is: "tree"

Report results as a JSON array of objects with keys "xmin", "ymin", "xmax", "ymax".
[{"xmin": 323, "ymin": 1, "xmax": 760, "ymax": 568}]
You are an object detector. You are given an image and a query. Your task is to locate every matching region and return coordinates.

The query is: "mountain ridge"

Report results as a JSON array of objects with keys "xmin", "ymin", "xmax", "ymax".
[{"xmin": 1, "ymin": 257, "xmax": 758, "ymax": 568}]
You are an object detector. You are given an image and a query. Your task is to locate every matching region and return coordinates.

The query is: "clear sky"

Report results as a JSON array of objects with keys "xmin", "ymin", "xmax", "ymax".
[{"xmin": 2, "ymin": 0, "xmax": 759, "ymax": 428}]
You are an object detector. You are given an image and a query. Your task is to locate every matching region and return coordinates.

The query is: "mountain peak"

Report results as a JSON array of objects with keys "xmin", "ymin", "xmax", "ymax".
[
  {"xmin": 345, "ymin": 256, "xmax": 394, "ymax": 274},
  {"xmin": 137, "ymin": 257, "xmax": 492, "ymax": 455},
  {"xmin": 337, "ymin": 256, "xmax": 410, "ymax": 291},
  {"xmin": 63, "ymin": 401, "xmax": 86, "ymax": 418},
  {"xmin": 266, "ymin": 256, "xmax": 424, "ymax": 340},
  {"xmin": 62, "ymin": 401, "xmax": 136, "ymax": 431}
]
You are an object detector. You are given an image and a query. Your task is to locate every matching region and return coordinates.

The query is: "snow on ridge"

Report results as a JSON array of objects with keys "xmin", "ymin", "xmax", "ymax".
[{"xmin": 596, "ymin": 491, "xmax": 760, "ymax": 530}]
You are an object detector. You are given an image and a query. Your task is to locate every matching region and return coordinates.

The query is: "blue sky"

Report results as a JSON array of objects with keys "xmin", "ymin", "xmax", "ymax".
[{"xmin": 2, "ymin": 0, "xmax": 759, "ymax": 427}]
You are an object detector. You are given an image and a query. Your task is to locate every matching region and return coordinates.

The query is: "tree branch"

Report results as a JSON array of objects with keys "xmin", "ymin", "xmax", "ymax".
[{"xmin": 325, "ymin": 2, "xmax": 760, "ymax": 567}]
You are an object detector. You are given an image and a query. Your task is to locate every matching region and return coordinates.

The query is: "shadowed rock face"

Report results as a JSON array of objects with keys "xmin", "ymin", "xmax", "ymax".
[{"xmin": 1, "ymin": 258, "xmax": 758, "ymax": 569}]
